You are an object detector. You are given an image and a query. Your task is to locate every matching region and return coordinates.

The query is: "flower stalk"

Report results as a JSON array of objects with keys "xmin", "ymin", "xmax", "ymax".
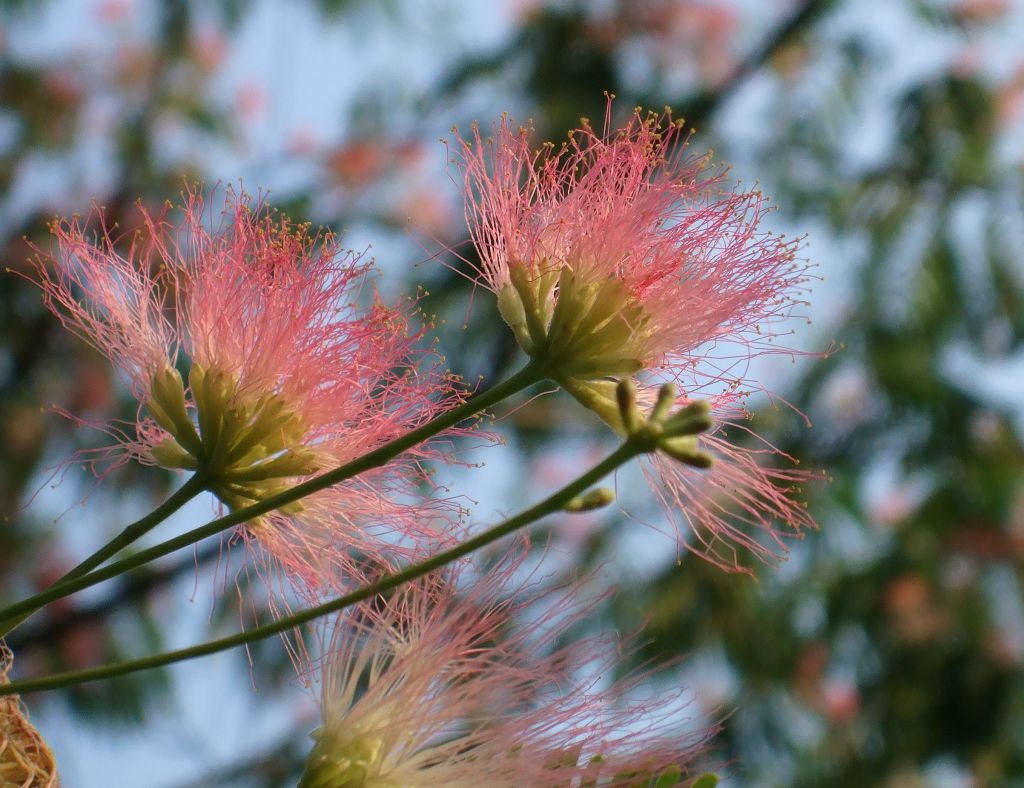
[
  {"xmin": 0, "ymin": 381, "xmax": 717, "ymax": 696},
  {"xmin": 0, "ymin": 361, "xmax": 546, "ymax": 632},
  {"xmin": 0, "ymin": 437, "xmax": 642, "ymax": 696},
  {"xmin": 0, "ymin": 473, "xmax": 209, "ymax": 637}
]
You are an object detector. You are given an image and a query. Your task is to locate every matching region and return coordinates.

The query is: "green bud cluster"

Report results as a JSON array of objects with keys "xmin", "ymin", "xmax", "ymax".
[
  {"xmin": 562, "ymin": 486, "xmax": 616, "ymax": 513},
  {"xmin": 147, "ymin": 364, "xmax": 318, "ymax": 512},
  {"xmin": 614, "ymin": 379, "xmax": 715, "ymax": 468}
]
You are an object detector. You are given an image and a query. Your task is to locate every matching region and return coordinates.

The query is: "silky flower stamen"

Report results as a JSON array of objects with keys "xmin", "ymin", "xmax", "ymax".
[
  {"xmin": 452, "ymin": 103, "xmax": 820, "ymax": 571},
  {"xmin": 635, "ymin": 385, "xmax": 819, "ymax": 571},
  {"xmin": 452, "ymin": 102, "xmax": 809, "ymax": 396},
  {"xmin": 26, "ymin": 189, "xmax": 471, "ymax": 591}
]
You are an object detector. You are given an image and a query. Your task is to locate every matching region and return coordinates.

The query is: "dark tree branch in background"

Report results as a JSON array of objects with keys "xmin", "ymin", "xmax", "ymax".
[{"xmin": 674, "ymin": 0, "xmax": 834, "ymax": 129}]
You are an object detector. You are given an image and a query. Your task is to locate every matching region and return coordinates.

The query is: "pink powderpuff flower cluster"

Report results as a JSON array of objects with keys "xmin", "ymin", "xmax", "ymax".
[
  {"xmin": 451, "ymin": 101, "xmax": 810, "ymax": 386},
  {"xmin": 453, "ymin": 105, "xmax": 819, "ymax": 571},
  {"xmin": 27, "ymin": 189, "xmax": 471, "ymax": 592},
  {"xmin": 299, "ymin": 546, "xmax": 715, "ymax": 787}
]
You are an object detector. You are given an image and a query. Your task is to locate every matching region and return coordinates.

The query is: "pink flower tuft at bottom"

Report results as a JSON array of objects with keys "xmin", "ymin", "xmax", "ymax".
[{"xmin": 299, "ymin": 547, "xmax": 716, "ymax": 787}]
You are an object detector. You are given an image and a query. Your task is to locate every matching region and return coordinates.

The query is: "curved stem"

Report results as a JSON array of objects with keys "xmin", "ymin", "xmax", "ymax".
[
  {"xmin": 0, "ymin": 361, "xmax": 545, "ymax": 631},
  {"xmin": 0, "ymin": 440, "xmax": 641, "ymax": 696},
  {"xmin": 0, "ymin": 473, "xmax": 208, "ymax": 637}
]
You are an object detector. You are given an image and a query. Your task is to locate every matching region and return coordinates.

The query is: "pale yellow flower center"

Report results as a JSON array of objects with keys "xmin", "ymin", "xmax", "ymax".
[
  {"xmin": 299, "ymin": 729, "xmax": 399, "ymax": 788},
  {"xmin": 147, "ymin": 364, "xmax": 318, "ymax": 512},
  {"xmin": 499, "ymin": 263, "xmax": 667, "ymax": 436},
  {"xmin": 497, "ymin": 263, "xmax": 654, "ymax": 380}
]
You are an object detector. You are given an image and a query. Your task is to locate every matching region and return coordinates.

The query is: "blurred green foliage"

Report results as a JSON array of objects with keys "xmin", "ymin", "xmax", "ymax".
[{"xmin": 1, "ymin": 0, "xmax": 1023, "ymax": 785}]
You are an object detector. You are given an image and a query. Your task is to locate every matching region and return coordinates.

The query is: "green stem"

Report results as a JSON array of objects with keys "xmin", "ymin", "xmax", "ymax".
[
  {"xmin": 0, "ymin": 361, "xmax": 545, "ymax": 632},
  {"xmin": 0, "ymin": 440, "xmax": 641, "ymax": 696},
  {"xmin": 0, "ymin": 473, "xmax": 208, "ymax": 638}
]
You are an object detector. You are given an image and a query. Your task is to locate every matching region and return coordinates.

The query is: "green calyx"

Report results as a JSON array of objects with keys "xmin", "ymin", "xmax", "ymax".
[
  {"xmin": 496, "ymin": 260, "xmax": 713, "ymax": 469},
  {"xmin": 498, "ymin": 263, "xmax": 653, "ymax": 381},
  {"xmin": 147, "ymin": 364, "xmax": 318, "ymax": 513},
  {"xmin": 299, "ymin": 728, "xmax": 395, "ymax": 788}
]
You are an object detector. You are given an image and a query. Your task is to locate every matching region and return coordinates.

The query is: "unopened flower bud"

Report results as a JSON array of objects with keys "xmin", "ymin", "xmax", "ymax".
[
  {"xmin": 563, "ymin": 486, "xmax": 615, "ymax": 513},
  {"xmin": 650, "ymin": 383, "xmax": 678, "ymax": 424},
  {"xmin": 659, "ymin": 436, "xmax": 714, "ymax": 468},
  {"xmin": 616, "ymin": 378, "xmax": 642, "ymax": 434},
  {"xmin": 663, "ymin": 400, "xmax": 713, "ymax": 437}
]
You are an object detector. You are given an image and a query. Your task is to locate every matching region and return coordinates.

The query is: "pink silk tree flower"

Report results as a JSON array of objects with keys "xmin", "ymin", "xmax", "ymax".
[
  {"xmin": 451, "ymin": 103, "xmax": 810, "ymax": 400},
  {"xmin": 453, "ymin": 107, "xmax": 819, "ymax": 571},
  {"xmin": 27, "ymin": 189, "xmax": 469, "ymax": 589},
  {"xmin": 298, "ymin": 549, "xmax": 715, "ymax": 787}
]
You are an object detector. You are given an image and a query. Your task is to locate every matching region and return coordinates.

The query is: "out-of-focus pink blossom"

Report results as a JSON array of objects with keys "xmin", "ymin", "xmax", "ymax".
[
  {"xmin": 191, "ymin": 26, "xmax": 228, "ymax": 72},
  {"xmin": 112, "ymin": 43, "xmax": 156, "ymax": 91},
  {"xmin": 884, "ymin": 574, "xmax": 951, "ymax": 644},
  {"xmin": 621, "ymin": 1, "xmax": 739, "ymax": 86},
  {"xmin": 96, "ymin": 0, "xmax": 134, "ymax": 23},
  {"xmin": 300, "ymin": 548, "xmax": 714, "ymax": 786},
  {"xmin": 998, "ymin": 64, "xmax": 1024, "ymax": 126},
  {"xmin": 43, "ymin": 68, "xmax": 83, "ymax": 109},
  {"xmin": 325, "ymin": 140, "xmax": 388, "ymax": 189},
  {"xmin": 952, "ymin": 0, "xmax": 1009, "ymax": 23},
  {"xmin": 27, "ymin": 189, "xmax": 470, "ymax": 591},
  {"xmin": 397, "ymin": 187, "xmax": 454, "ymax": 237},
  {"xmin": 235, "ymin": 81, "xmax": 266, "ymax": 119},
  {"xmin": 821, "ymin": 678, "xmax": 861, "ymax": 725},
  {"xmin": 286, "ymin": 126, "xmax": 320, "ymax": 156}
]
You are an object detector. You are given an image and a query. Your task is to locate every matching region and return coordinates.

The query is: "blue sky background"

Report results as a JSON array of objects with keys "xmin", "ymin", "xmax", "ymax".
[{"xmin": 8, "ymin": 0, "xmax": 1024, "ymax": 785}]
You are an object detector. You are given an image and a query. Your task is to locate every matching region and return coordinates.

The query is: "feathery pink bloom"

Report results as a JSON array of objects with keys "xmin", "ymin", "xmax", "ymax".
[
  {"xmin": 28, "ymin": 189, "xmax": 468, "ymax": 590},
  {"xmin": 300, "ymin": 549, "xmax": 714, "ymax": 786},
  {"xmin": 638, "ymin": 390, "xmax": 817, "ymax": 572},
  {"xmin": 453, "ymin": 105, "xmax": 819, "ymax": 571},
  {"xmin": 452, "ymin": 103, "xmax": 809, "ymax": 385}
]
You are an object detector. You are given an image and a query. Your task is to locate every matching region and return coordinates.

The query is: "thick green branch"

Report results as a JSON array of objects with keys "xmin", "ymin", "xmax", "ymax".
[
  {"xmin": 0, "ymin": 439, "xmax": 641, "ymax": 696},
  {"xmin": 0, "ymin": 361, "xmax": 545, "ymax": 630}
]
